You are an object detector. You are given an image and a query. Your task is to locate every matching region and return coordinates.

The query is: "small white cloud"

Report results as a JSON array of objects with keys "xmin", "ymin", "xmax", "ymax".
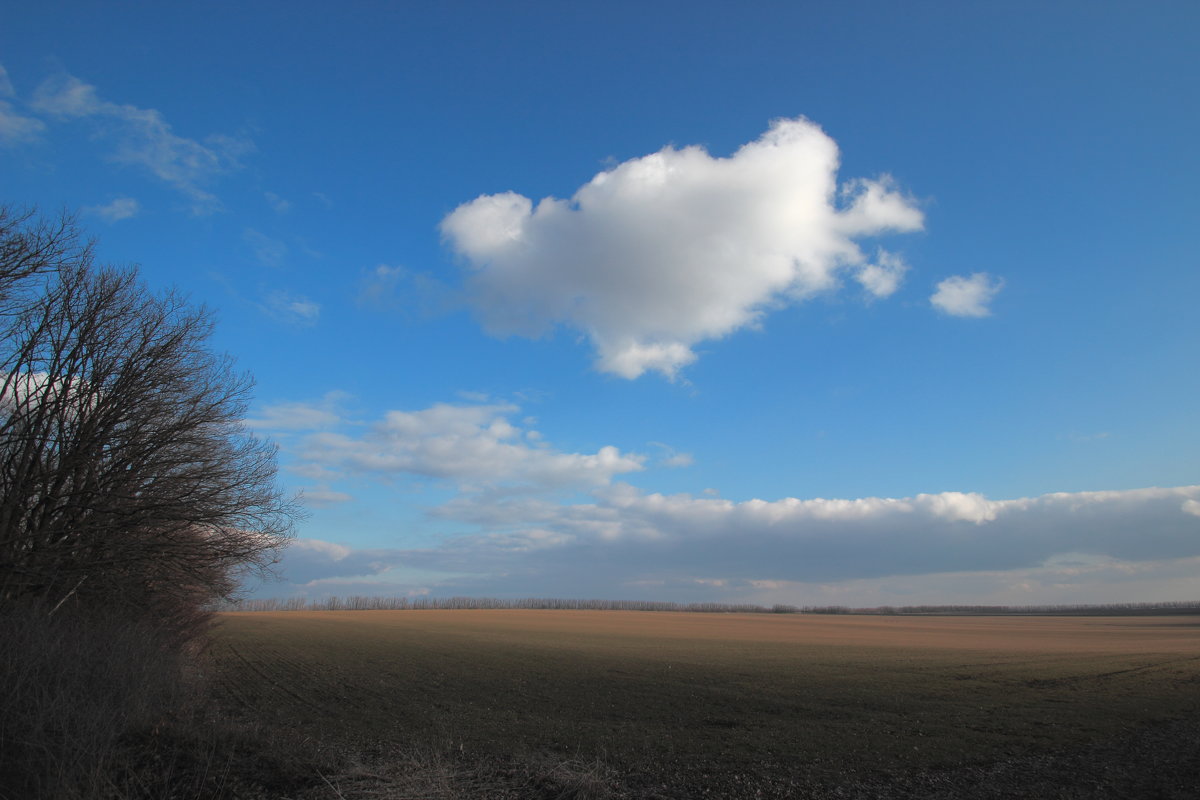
[
  {"xmin": 442, "ymin": 117, "xmax": 923, "ymax": 379},
  {"xmin": 264, "ymin": 290, "xmax": 320, "ymax": 326},
  {"xmin": 83, "ymin": 197, "xmax": 139, "ymax": 222},
  {"xmin": 1183, "ymin": 499, "xmax": 1200, "ymax": 517},
  {"xmin": 855, "ymin": 249, "xmax": 909, "ymax": 299},
  {"xmin": 600, "ymin": 341, "xmax": 697, "ymax": 381},
  {"xmin": 291, "ymin": 538, "xmax": 353, "ymax": 561},
  {"xmin": 836, "ymin": 176, "xmax": 925, "ymax": 235},
  {"xmin": 931, "ymin": 272, "xmax": 1004, "ymax": 317}
]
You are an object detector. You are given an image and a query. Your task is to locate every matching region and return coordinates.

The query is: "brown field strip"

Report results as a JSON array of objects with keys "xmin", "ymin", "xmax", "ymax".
[{"xmin": 211, "ymin": 611, "xmax": 1200, "ymax": 784}]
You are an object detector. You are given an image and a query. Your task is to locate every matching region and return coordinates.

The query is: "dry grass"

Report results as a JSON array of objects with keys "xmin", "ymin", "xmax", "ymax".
[
  {"xmin": 305, "ymin": 745, "xmax": 618, "ymax": 800},
  {"xmin": 0, "ymin": 602, "xmax": 335, "ymax": 800},
  {"xmin": 0, "ymin": 602, "xmax": 197, "ymax": 799}
]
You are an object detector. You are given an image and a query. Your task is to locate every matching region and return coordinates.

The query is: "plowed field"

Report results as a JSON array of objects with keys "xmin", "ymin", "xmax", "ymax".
[{"xmin": 211, "ymin": 611, "xmax": 1200, "ymax": 796}]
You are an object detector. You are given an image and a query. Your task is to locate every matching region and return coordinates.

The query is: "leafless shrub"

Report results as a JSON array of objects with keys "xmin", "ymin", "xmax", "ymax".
[
  {"xmin": 0, "ymin": 207, "xmax": 301, "ymax": 797},
  {"xmin": 0, "ymin": 207, "xmax": 299, "ymax": 633}
]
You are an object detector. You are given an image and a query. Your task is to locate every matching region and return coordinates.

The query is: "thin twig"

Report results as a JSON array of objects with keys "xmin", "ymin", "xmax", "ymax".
[
  {"xmin": 47, "ymin": 574, "xmax": 87, "ymax": 617},
  {"xmin": 317, "ymin": 769, "xmax": 348, "ymax": 799}
]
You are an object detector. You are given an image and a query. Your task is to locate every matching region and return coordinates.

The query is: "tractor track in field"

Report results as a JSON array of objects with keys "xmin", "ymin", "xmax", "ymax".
[
  {"xmin": 218, "ymin": 641, "xmax": 334, "ymax": 716},
  {"xmin": 1019, "ymin": 654, "xmax": 1200, "ymax": 690}
]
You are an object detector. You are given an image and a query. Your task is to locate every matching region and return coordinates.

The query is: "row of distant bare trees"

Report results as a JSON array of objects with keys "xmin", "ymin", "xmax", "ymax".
[
  {"xmin": 0, "ymin": 207, "xmax": 297, "ymax": 631},
  {"xmin": 801, "ymin": 601, "xmax": 1200, "ymax": 616},
  {"xmin": 222, "ymin": 596, "xmax": 1200, "ymax": 616},
  {"xmin": 219, "ymin": 595, "xmax": 798, "ymax": 613}
]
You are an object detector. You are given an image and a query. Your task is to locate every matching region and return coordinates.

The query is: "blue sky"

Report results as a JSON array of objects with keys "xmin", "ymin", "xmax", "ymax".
[{"xmin": 3, "ymin": 1, "xmax": 1198, "ymax": 605}]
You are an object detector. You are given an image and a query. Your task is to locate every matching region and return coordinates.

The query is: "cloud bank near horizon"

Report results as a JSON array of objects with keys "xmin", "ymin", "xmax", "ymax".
[
  {"xmin": 263, "ymin": 545, "xmax": 1200, "ymax": 610},
  {"xmin": 262, "ymin": 487, "xmax": 1200, "ymax": 605},
  {"xmin": 441, "ymin": 118, "xmax": 926, "ymax": 379},
  {"xmin": 244, "ymin": 395, "xmax": 1200, "ymax": 606}
]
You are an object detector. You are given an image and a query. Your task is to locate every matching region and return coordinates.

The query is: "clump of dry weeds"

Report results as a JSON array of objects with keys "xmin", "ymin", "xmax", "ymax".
[
  {"xmin": 305, "ymin": 743, "xmax": 620, "ymax": 800},
  {"xmin": 0, "ymin": 601, "xmax": 333, "ymax": 800}
]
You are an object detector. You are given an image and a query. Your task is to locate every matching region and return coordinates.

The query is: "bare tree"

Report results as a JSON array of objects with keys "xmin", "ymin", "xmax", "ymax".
[
  {"xmin": 0, "ymin": 208, "xmax": 298, "ymax": 625},
  {"xmin": 0, "ymin": 207, "xmax": 80, "ymax": 316}
]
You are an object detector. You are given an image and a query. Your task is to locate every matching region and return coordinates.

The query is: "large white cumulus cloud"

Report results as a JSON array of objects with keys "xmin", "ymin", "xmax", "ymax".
[{"xmin": 441, "ymin": 118, "xmax": 924, "ymax": 378}]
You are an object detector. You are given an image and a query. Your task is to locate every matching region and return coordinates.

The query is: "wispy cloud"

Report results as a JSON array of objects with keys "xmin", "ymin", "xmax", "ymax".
[
  {"xmin": 931, "ymin": 272, "xmax": 1004, "ymax": 317},
  {"xmin": 30, "ymin": 72, "xmax": 251, "ymax": 214},
  {"xmin": 296, "ymin": 401, "xmax": 644, "ymax": 492},
  {"xmin": 442, "ymin": 117, "xmax": 924, "ymax": 379},
  {"xmin": 298, "ymin": 486, "xmax": 354, "ymax": 507},
  {"xmin": 0, "ymin": 64, "xmax": 45, "ymax": 145},
  {"xmin": 649, "ymin": 441, "xmax": 694, "ymax": 468},
  {"xmin": 1060, "ymin": 431, "xmax": 1111, "ymax": 444},
  {"xmin": 0, "ymin": 65, "xmax": 15, "ymax": 98},
  {"xmin": 83, "ymin": 197, "xmax": 139, "ymax": 222},
  {"xmin": 358, "ymin": 264, "xmax": 457, "ymax": 317},
  {"xmin": 264, "ymin": 191, "xmax": 291, "ymax": 214},
  {"xmin": 263, "ymin": 290, "xmax": 320, "ymax": 327},
  {"xmin": 244, "ymin": 392, "xmax": 346, "ymax": 432},
  {"xmin": 244, "ymin": 228, "xmax": 287, "ymax": 268}
]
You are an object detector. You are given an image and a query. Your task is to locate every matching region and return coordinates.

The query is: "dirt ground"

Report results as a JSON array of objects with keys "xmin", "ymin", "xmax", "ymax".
[{"xmin": 210, "ymin": 611, "xmax": 1200, "ymax": 797}]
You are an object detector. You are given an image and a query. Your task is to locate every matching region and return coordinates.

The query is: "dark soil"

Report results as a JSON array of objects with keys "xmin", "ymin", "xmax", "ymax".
[
  {"xmin": 226, "ymin": 713, "xmax": 1200, "ymax": 800},
  {"xmin": 606, "ymin": 715, "xmax": 1200, "ymax": 800}
]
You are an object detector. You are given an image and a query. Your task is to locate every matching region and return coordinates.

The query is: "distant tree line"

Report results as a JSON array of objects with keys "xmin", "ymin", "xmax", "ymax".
[
  {"xmin": 801, "ymin": 600, "xmax": 1200, "ymax": 616},
  {"xmin": 217, "ymin": 596, "xmax": 1200, "ymax": 616},
  {"xmin": 217, "ymin": 596, "xmax": 800, "ymax": 613}
]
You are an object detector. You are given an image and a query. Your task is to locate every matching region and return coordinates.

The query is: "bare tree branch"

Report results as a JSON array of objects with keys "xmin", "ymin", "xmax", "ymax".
[{"xmin": 0, "ymin": 206, "xmax": 300, "ymax": 624}]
